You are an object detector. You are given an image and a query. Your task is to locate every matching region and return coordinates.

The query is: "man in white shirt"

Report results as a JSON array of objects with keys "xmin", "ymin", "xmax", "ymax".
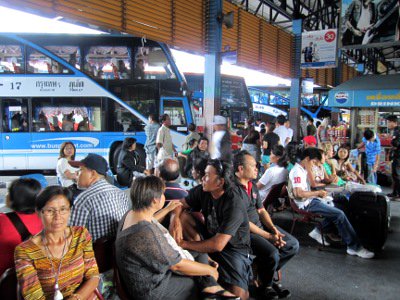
[
  {"xmin": 288, "ymin": 147, "xmax": 374, "ymax": 259},
  {"xmin": 284, "ymin": 120, "xmax": 293, "ymax": 145},
  {"xmin": 156, "ymin": 114, "xmax": 177, "ymax": 165},
  {"xmin": 274, "ymin": 115, "xmax": 290, "ymax": 147},
  {"xmin": 211, "ymin": 115, "xmax": 232, "ymax": 163}
]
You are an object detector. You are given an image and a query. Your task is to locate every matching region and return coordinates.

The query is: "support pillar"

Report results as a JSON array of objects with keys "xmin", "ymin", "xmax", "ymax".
[
  {"xmin": 203, "ymin": 0, "xmax": 222, "ymax": 140},
  {"xmin": 289, "ymin": 19, "xmax": 302, "ymax": 142}
]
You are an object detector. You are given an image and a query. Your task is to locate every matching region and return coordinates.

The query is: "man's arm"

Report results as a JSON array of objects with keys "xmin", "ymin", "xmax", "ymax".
[
  {"xmin": 293, "ymin": 187, "xmax": 327, "ymax": 199},
  {"xmin": 180, "ymin": 233, "xmax": 232, "ymax": 253}
]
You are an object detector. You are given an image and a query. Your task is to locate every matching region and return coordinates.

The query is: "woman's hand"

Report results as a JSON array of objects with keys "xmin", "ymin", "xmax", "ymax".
[{"xmin": 166, "ymin": 200, "xmax": 183, "ymax": 213}]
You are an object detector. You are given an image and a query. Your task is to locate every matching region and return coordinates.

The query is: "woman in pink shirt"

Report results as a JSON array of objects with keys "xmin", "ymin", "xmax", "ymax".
[{"xmin": 0, "ymin": 178, "xmax": 42, "ymax": 275}]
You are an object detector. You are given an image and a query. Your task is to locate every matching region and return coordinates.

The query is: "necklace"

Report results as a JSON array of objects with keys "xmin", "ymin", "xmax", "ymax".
[{"xmin": 42, "ymin": 229, "xmax": 69, "ymax": 300}]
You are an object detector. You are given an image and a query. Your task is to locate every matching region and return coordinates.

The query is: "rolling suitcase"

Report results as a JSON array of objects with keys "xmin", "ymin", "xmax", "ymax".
[{"xmin": 348, "ymin": 191, "xmax": 390, "ymax": 251}]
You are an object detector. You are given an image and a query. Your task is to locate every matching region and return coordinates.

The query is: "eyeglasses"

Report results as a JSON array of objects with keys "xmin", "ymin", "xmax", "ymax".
[{"xmin": 41, "ymin": 207, "xmax": 70, "ymax": 217}]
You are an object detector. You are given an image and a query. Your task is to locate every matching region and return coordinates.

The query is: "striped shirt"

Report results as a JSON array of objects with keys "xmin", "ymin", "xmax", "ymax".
[
  {"xmin": 69, "ymin": 179, "xmax": 130, "ymax": 241},
  {"xmin": 15, "ymin": 226, "xmax": 99, "ymax": 300}
]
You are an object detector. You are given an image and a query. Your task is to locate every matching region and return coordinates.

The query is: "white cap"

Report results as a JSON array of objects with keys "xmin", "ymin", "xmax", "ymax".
[{"xmin": 212, "ymin": 115, "xmax": 227, "ymax": 125}]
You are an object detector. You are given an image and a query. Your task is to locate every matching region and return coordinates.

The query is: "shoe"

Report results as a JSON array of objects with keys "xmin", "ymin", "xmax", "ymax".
[
  {"xmin": 347, "ymin": 247, "xmax": 375, "ymax": 259},
  {"xmin": 308, "ymin": 228, "xmax": 330, "ymax": 246},
  {"xmin": 272, "ymin": 282, "xmax": 291, "ymax": 299},
  {"xmin": 326, "ymin": 232, "xmax": 342, "ymax": 242},
  {"xmin": 263, "ymin": 286, "xmax": 279, "ymax": 299},
  {"xmin": 201, "ymin": 290, "xmax": 240, "ymax": 299}
]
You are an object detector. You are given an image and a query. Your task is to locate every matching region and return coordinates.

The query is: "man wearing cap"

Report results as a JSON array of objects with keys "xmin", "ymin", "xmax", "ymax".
[
  {"xmin": 69, "ymin": 153, "xmax": 130, "ymax": 241},
  {"xmin": 211, "ymin": 115, "xmax": 232, "ymax": 164},
  {"xmin": 303, "ymin": 135, "xmax": 317, "ymax": 148}
]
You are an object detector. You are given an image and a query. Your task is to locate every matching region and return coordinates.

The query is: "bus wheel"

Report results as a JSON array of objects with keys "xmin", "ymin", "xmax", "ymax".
[
  {"xmin": 110, "ymin": 143, "xmax": 123, "ymax": 174},
  {"xmin": 135, "ymin": 144, "xmax": 146, "ymax": 169}
]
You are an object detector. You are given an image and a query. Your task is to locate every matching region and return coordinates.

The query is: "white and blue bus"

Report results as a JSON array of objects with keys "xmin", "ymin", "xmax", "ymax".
[{"xmin": 0, "ymin": 33, "xmax": 193, "ymax": 172}]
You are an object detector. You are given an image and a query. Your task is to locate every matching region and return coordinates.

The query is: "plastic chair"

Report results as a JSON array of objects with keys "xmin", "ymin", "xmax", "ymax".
[
  {"xmin": 262, "ymin": 182, "xmax": 287, "ymax": 214},
  {"xmin": 288, "ymin": 198, "xmax": 326, "ymax": 247},
  {"xmin": 0, "ymin": 268, "xmax": 18, "ymax": 300},
  {"xmin": 93, "ymin": 237, "xmax": 115, "ymax": 274},
  {"xmin": 20, "ymin": 173, "xmax": 48, "ymax": 189}
]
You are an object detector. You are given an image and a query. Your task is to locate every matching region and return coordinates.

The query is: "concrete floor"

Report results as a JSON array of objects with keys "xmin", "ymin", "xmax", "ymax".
[{"xmin": 268, "ymin": 199, "xmax": 400, "ymax": 300}]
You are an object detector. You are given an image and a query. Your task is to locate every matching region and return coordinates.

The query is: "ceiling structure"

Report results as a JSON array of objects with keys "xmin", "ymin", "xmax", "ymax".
[{"xmin": 231, "ymin": 0, "xmax": 400, "ymax": 75}]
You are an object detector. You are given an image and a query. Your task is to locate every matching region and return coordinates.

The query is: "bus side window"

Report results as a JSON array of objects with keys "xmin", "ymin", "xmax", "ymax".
[
  {"xmin": 163, "ymin": 99, "xmax": 187, "ymax": 126},
  {"xmin": 107, "ymin": 100, "xmax": 144, "ymax": 132},
  {"xmin": 0, "ymin": 45, "xmax": 24, "ymax": 74},
  {"xmin": 27, "ymin": 47, "xmax": 71, "ymax": 74}
]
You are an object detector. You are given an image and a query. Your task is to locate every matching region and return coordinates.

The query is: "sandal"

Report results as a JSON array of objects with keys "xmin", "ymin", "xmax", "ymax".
[{"xmin": 272, "ymin": 282, "xmax": 291, "ymax": 299}]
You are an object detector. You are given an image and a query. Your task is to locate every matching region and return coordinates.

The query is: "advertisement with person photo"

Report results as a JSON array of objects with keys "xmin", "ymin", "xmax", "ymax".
[{"xmin": 341, "ymin": 0, "xmax": 399, "ymax": 46}]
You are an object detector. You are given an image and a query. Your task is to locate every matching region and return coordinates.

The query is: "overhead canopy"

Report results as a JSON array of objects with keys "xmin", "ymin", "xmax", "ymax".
[{"xmin": 328, "ymin": 74, "xmax": 400, "ymax": 108}]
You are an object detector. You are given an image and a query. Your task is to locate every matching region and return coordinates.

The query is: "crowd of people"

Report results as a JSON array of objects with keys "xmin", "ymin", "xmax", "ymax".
[{"xmin": 1, "ymin": 113, "xmax": 399, "ymax": 300}]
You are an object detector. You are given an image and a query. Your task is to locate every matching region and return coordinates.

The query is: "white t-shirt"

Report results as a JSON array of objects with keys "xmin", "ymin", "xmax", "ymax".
[
  {"xmin": 258, "ymin": 165, "xmax": 288, "ymax": 200},
  {"xmin": 287, "ymin": 128, "xmax": 293, "ymax": 141},
  {"xmin": 274, "ymin": 126, "xmax": 290, "ymax": 146},
  {"xmin": 211, "ymin": 130, "xmax": 225, "ymax": 159},
  {"xmin": 56, "ymin": 158, "xmax": 78, "ymax": 187},
  {"xmin": 288, "ymin": 163, "xmax": 313, "ymax": 209}
]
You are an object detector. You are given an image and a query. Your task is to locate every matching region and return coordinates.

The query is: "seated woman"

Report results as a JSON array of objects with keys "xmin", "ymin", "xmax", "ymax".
[
  {"xmin": 115, "ymin": 176, "xmax": 238, "ymax": 300},
  {"xmin": 257, "ymin": 145, "xmax": 289, "ymax": 202},
  {"xmin": 320, "ymin": 142, "xmax": 345, "ymax": 186},
  {"xmin": 184, "ymin": 137, "xmax": 210, "ymax": 178},
  {"xmin": 0, "ymin": 178, "xmax": 42, "ymax": 275},
  {"xmin": 56, "ymin": 141, "xmax": 81, "ymax": 198},
  {"xmin": 191, "ymin": 157, "xmax": 209, "ymax": 186},
  {"xmin": 15, "ymin": 186, "xmax": 100, "ymax": 300},
  {"xmin": 117, "ymin": 137, "xmax": 145, "ymax": 187},
  {"xmin": 332, "ymin": 145, "xmax": 366, "ymax": 184},
  {"xmin": 306, "ymin": 149, "xmax": 332, "ymax": 189}
]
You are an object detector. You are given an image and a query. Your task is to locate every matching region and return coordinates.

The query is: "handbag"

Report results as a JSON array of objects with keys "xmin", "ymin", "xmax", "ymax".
[{"xmin": 5, "ymin": 212, "xmax": 31, "ymax": 241}]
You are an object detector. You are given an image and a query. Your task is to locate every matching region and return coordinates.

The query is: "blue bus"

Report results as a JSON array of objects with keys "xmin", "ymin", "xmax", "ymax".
[{"xmin": 0, "ymin": 33, "xmax": 193, "ymax": 172}]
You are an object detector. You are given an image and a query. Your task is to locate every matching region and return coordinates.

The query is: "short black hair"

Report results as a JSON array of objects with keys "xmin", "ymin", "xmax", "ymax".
[
  {"xmin": 36, "ymin": 186, "xmax": 73, "ymax": 211},
  {"xmin": 308, "ymin": 117, "xmax": 314, "ymax": 123},
  {"xmin": 160, "ymin": 114, "xmax": 170, "ymax": 123},
  {"xmin": 233, "ymin": 150, "xmax": 252, "ymax": 173},
  {"xmin": 316, "ymin": 121, "xmax": 321, "ymax": 127},
  {"xmin": 159, "ymin": 159, "xmax": 180, "ymax": 181},
  {"xmin": 130, "ymin": 176, "xmax": 165, "ymax": 211},
  {"xmin": 271, "ymin": 145, "xmax": 288, "ymax": 168},
  {"xmin": 260, "ymin": 128, "xmax": 266, "ymax": 135},
  {"xmin": 122, "ymin": 137, "xmax": 137, "ymax": 150},
  {"xmin": 363, "ymin": 129, "xmax": 374, "ymax": 141},
  {"xmin": 193, "ymin": 157, "xmax": 208, "ymax": 178},
  {"xmin": 268, "ymin": 123, "xmax": 276, "ymax": 132},
  {"xmin": 299, "ymin": 147, "xmax": 322, "ymax": 161},
  {"xmin": 207, "ymin": 159, "xmax": 233, "ymax": 190},
  {"xmin": 386, "ymin": 115, "xmax": 398, "ymax": 123},
  {"xmin": 198, "ymin": 136, "xmax": 209, "ymax": 144},
  {"xmin": 8, "ymin": 178, "xmax": 42, "ymax": 213},
  {"xmin": 276, "ymin": 115, "xmax": 286, "ymax": 125},
  {"xmin": 188, "ymin": 123, "xmax": 196, "ymax": 132},
  {"xmin": 285, "ymin": 141, "xmax": 301, "ymax": 165}
]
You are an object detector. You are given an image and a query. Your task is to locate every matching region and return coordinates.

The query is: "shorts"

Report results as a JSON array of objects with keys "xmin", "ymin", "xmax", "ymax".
[
  {"xmin": 209, "ymin": 248, "xmax": 253, "ymax": 291},
  {"xmin": 146, "ymin": 151, "xmax": 157, "ymax": 169},
  {"xmin": 262, "ymin": 155, "xmax": 270, "ymax": 165}
]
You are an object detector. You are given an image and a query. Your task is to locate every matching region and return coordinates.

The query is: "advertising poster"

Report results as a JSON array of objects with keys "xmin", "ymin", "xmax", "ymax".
[
  {"xmin": 301, "ymin": 29, "xmax": 338, "ymax": 69},
  {"xmin": 341, "ymin": 0, "xmax": 400, "ymax": 47}
]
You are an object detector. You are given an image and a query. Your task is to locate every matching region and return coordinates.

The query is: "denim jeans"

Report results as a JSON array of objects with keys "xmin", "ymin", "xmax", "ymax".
[
  {"xmin": 367, "ymin": 164, "xmax": 377, "ymax": 185},
  {"xmin": 306, "ymin": 199, "xmax": 360, "ymax": 250}
]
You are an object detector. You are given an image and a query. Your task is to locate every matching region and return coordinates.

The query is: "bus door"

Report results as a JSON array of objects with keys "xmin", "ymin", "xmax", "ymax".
[
  {"xmin": 1, "ymin": 98, "xmax": 30, "ymax": 170},
  {"xmin": 160, "ymin": 96, "xmax": 193, "ymax": 133}
]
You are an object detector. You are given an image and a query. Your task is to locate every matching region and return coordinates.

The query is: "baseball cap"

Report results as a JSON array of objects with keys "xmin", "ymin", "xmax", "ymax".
[
  {"xmin": 69, "ymin": 153, "xmax": 108, "ymax": 176},
  {"xmin": 212, "ymin": 115, "xmax": 227, "ymax": 125},
  {"xmin": 303, "ymin": 135, "xmax": 317, "ymax": 146}
]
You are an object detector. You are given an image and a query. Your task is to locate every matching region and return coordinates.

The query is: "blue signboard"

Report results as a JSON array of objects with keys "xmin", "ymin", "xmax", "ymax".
[{"xmin": 329, "ymin": 89, "xmax": 400, "ymax": 107}]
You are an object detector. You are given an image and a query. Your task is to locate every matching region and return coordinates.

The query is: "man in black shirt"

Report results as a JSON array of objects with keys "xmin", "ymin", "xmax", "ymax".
[
  {"xmin": 262, "ymin": 123, "xmax": 280, "ymax": 169},
  {"xmin": 234, "ymin": 150, "xmax": 299, "ymax": 299},
  {"xmin": 174, "ymin": 159, "xmax": 252, "ymax": 300},
  {"xmin": 387, "ymin": 115, "xmax": 400, "ymax": 199}
]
